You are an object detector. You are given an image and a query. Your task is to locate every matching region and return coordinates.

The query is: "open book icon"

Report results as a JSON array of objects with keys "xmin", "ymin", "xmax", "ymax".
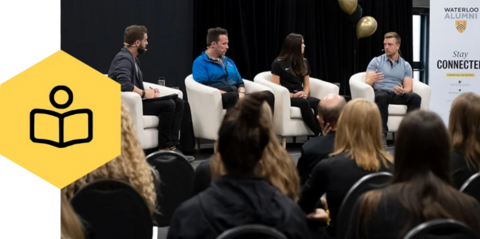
[
  {"xmin": 30, "ymin": 85, "xmax": 93, "ymax": 148},
  {"xmin": 30, "ymin": 109, "xmax": 93, "ymax": 148}
]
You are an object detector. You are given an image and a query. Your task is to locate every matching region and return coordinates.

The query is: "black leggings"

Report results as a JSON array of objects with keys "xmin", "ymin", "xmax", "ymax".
[{"xmin": 291, "ymin": 97, "xmax": 320, "ymax": 135}]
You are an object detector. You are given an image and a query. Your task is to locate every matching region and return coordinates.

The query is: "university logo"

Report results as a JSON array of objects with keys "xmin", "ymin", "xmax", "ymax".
[{"xmin": 456, "ymin": 20, "xmax": 467, "ymax": 33}]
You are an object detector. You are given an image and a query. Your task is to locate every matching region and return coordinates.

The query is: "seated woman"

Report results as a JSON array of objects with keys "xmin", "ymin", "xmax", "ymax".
[
  {"xmin": 192, "ymin": 92, "xmax": 300, "ymax": 201},
  {"xmin": 449, "ymin": 92, "xmax": 480, "ymax": 188},
  {"xmin": 167, "ymin": 93, "xmax": 310, "ymax": 239},
  {"xmin": 347, "ymin": 110, "xmax": 480, "ymax": 239},
  {"xmin": 271, "ymin": 33, "xmax": 320, "ymax": 135},
  {"xmin": 298, "ymin": 99, "xmax": 393, "ymax": 239},
  {"xmin": 62, "ymin": 104, "xmax": 158, "ymax": 214}
]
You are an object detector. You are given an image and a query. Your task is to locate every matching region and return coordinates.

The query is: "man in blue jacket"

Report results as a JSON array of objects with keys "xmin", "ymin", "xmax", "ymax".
[{"xmin": 192, "ymin": 27, "xmax": 274, "ymax": 111}]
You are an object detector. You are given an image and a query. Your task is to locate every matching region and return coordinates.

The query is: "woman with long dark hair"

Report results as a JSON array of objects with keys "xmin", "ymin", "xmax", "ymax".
[
  {"xmin": 272, "ymin": 33, "xmax": 320, "ymax": 135},
  {"xmin": 449, "ymin": 92, "xmax": 480, "ymax": 188},
  {"xmin": 347, "ymin": 110, "xmax": 480, "ymax": 239}
]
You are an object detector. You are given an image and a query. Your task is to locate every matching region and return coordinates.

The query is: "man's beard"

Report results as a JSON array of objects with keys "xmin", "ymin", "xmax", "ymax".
[{"xmin": 138, "ymin": 46, "xmax": 147, "ymax": 54}]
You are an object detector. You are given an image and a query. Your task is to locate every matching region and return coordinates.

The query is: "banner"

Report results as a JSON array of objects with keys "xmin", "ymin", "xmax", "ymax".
[{"xmin": 429, "ymin": 1, "xmax": 480, "ymax": 124}]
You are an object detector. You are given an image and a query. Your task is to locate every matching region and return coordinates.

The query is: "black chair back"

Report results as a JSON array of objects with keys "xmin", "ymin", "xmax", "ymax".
[
  {"xmin": 216, "ymin": 225, "xmax": 288, "ymax": 239},
  {"xmin": 403, "ymin": 219, "xmax": 479, "ymax": 239},
  {"xmin": 336, "ymin": 172, "xmax": 393, "ymax": 239},
  {"xmin": 146, "ymin": 151, "xmax": 195, "ymax": 227},
  {"xmin": 71, "ymin": 179, "xmax": 153, "ymax": 239},
  {"xmin": 460, "ymin": 173, "xmax": 480, "ymax": 203}
]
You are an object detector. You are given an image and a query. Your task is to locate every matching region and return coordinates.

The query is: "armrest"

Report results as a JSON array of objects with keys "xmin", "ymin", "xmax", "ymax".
[
  {"xmin": 349, "ymin": 78, "xmax": 375, "ymax": 102},
  {"xmin": 121, "ymin": 92, "xmax": 144, "ymax": 145},
  {"xmin": 413, "ymin": 80, "xmax": 431, "ymax": 110},
  {"xmin": 243, "ymin": 79, "xmax": 273, "ymax": 94},
  {"xmin": 309, "ymin": 77, "xmax": 340, "ymax": 99},
  {"xmin": 143, "ymin": 82, "xmax": 183, "ymax": 99},
  {"xmin": 254, "ymin": 74, "xmax": 291, "ymax": 133},
  {"xmin": 185, "ymin": 77, "xmax": 224, "ymax": 140}
]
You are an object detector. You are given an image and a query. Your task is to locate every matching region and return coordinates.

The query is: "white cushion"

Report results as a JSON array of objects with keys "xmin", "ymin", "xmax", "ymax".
[
  {"xmin": 289, "ymin": 107, "xmax": 317, "ymax": 120},
  {"xmin": 290, "ymin": 107, "xmax": 303, "ymax": 119},
  {"xmin": 143, "ymin": 116, "xmax": 159, "ymax": 129},
  {"xmin": 388, "ymin": 104, "xmax": 407, "ymax": 116}
]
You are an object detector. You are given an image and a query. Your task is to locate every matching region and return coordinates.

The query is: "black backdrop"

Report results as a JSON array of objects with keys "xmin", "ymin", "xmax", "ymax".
[
  {"xmin": 193, "ymin": 0, "xmax": 413, "ymax": 95},
  {"xmin": 62, "ymin": 0, "xmax": 412, "ymax": 97},
  {"xmin": 61, "ymin": 0, "xmax": 193, "ymax": 94}
]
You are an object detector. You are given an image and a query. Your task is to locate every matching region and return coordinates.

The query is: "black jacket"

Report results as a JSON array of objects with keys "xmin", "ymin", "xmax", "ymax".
[
  {"xmin": 167, "ymin": 174, "xmax": 311, "ymax": 239},
  {"xmin": 297, "ymin": 132, "xmax": 336, "ymax": 185},
  {"xmin": 298, "ymin": 152, "xmax": 393, "ymax": 238},
  {"xmin": 450, "ymin": 150, "xmax": 479, "ymax": 189},
  {"xmin": 107, "ymin": 47, "xmax": 144, "ymax": 91}
]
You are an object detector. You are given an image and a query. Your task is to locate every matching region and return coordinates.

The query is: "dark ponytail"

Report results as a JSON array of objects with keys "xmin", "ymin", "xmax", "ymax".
[{"xmin": 217, "ymin": 92, "xmax": 271, "ymax": 174}]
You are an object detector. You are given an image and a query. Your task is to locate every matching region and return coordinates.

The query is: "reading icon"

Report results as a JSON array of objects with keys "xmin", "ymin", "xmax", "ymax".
[{"xmin": 30, "ymin": 86, "xmax": 93, "ymax": 148}]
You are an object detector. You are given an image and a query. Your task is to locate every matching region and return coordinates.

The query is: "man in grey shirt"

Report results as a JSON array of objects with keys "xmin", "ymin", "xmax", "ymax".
[{"xmin": 365, "ymin": 32, "xmax": 421, "ymax": 135}]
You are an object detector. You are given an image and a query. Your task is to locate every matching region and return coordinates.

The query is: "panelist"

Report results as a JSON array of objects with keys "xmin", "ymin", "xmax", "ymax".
[
  {"xmin": 365, "ymin": 32, "xmax": 421, "ymax": 140},
  {"xmin": 271, "ymin": 33, "xmax": 320, "ymax": 135},
  {"xmin": 108, "ymin": 25, "xmax": 184, "ymax": 152},
  {"xmin": 192, "ymin": 27, "xmax": 275, "ymax": 111}
]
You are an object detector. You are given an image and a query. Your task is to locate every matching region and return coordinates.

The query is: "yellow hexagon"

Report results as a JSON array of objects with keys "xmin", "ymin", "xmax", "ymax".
[{"xmin": 0, "ymin": 50, "xmax": 120, "ymax": 189}]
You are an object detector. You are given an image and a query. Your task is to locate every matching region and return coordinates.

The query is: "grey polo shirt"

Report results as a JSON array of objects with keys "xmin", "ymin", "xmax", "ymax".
[{"xmin": 366, "ymin": 54, "xmax": 413, "ymax": 91}]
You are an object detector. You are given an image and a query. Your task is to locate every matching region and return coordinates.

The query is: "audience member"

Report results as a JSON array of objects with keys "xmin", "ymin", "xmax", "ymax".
[
  {"xmin": 63, "ymin": 104, "xmax": 158, "ymax": 214},
  {"xmin": 168, "ymin": 93, "xmax": 310, "ymax": 239},
  {"xmin": 365, "ymin": 32, "xmax": 421, "ymax": 142},
  {"xmin": 108, "ymin": 25, "xmax": 184, "ymax": 152},
  {"xmin": 272, "ymin": 33, "xmax": 320, "ymax": 135},
  {"xmin": 298, "ymin": 99, "xmax": 393, "ymax": 238},
  {"xmin": 449, "ymin": 92, "xmax": 480, "ymax": 188},
  {"xmin": 61, "ymin": 194, "xmax": 85, "ymax": 239},
  {"xmin": 192, "ymin": 92, "xmax": 300, "ymax": 200},
  {"xmin": 192, "ymin": 27, "xmax": 275, "ymax": 111},
  {"xmin": 297, "ymin": 94, "xmax": 346, "ymax": 185},
  {"xmin": 348, "ymin": 110, "xmax": 480, "ymax": 239}
]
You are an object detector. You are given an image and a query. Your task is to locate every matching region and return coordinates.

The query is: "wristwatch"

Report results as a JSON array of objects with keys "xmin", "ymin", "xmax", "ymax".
[{"xmin": 141, "ymin": 90, "xmax": 146, "ymax": 98}]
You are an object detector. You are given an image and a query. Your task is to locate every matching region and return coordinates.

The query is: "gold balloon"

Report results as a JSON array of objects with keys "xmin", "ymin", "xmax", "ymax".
[
  {"xmin": 338, "ymin": 0, "xmax": 358, "ymax": 15},
  {"xmin": 356, "ymin": 16, "xmax": 378, "ymax": 39}
]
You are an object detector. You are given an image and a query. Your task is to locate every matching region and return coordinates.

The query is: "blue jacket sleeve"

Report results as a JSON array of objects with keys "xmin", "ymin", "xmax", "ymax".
[{"xmin": 192, "ymin": 59, "xmax": 209, "ymax": 85}]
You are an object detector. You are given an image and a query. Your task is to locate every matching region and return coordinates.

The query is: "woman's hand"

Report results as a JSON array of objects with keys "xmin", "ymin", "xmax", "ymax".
[{"xmin": 306, "ymin": 208, "xmax": 330, "ymax": 222}]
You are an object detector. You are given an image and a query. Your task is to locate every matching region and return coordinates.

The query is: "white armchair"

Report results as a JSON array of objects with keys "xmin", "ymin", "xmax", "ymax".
[
  {"xmin": 120, "ymin": 81, "xmax": 183, "ymax": 150},
  {"xmin": 349, "ymin": 72, "xmax": 431, "ymax": 132},
  {"xmin": 253, "ymin": 71, "xmax": 339, "ymax": 147},
  {"xmin": 185, "ymin": 74, "xmax": 272, "ymax": 142}
]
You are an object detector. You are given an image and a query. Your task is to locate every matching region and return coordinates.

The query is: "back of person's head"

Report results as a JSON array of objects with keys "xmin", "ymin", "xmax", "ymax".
[
  {"xmin": 206, "ymin": 27, "xmax": 228, "ymax": 47},
  {"xmin": 449, "ymin": 92, "xmax": 480, "ymax": 170},
  {"xmin": 124, "ymin": 25, "xmax": 147, "ymax": 46},
  {"xmin": 277, "ymin": 33, "xmax": 307, "ymax": 76},
  {"xmin": 394, "ymin": 110, "xmax": 450, "ymax": 183},
  {"xmin": 358, "ymin": 110, "xmax": 480, "ymax": 238},
  {"xmin": 61, "ymin": 194, "xmax": 85, "ymax": 239},
  {"xmin": 62, "ymin": 104, "xmax": 157, "ymax": 213},
  {"xmin": 317, "ymin": 94, "xmax": 346, "ymax": 129},
  {"xmin": 212, "ymin": 92, "xmax": 300, "ymax": 200},
  {"xmin": 217, "ymin": 93, "xmax": 271, "ymax": 174},
  {"xmin": 332, "ymin": 98, "xmax": 392, "ymax": 171}
]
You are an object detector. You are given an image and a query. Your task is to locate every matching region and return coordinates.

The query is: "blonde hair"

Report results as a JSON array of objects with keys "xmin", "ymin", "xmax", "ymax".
[
  {"xmin": 61, "ymin": 194, "xmax": 85, "ymax": 239},
  {"xmin": 62, "ymin": 104, "xmax": 157, "ymax": 213},
  {"xmin": 449, "ymin": 92, "xmax": 480, "ymax": 170},
  {"xmin": 384, "ymin": 32, "xmax": 401, "ymax": 44},
  {"xmin": 211, "ymin": 99, "xmax": 300, "ymax": 201},
  {"xmin": 332, "ymin": 99, "xmax": 392, "ymax": 171}
]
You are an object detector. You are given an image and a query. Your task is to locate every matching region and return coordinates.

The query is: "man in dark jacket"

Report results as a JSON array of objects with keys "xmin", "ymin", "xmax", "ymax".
[
  {"xmin": 297, "ymin": 94, "xmax": 346, "ymax": 185},
  {"xmin": 108, "ymin": 25, "xmax": 183, "ymax": 151}
]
